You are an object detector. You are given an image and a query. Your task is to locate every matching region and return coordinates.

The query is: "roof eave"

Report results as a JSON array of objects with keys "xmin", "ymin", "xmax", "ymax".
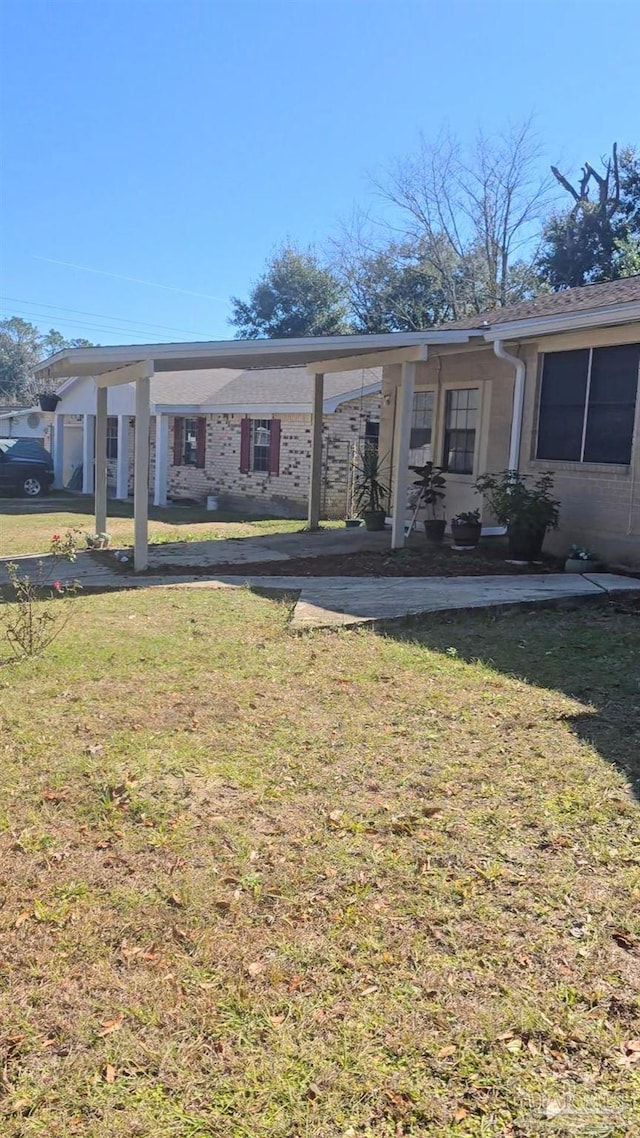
[{"xmin": 484, "ymin": 301, "xmax": 640, "ymax": 340}]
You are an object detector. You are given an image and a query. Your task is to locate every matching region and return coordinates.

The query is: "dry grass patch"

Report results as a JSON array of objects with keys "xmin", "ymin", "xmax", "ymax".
[{"xmin": 0, "ymin": 589, "xmax": 638, "ymax": 1136}]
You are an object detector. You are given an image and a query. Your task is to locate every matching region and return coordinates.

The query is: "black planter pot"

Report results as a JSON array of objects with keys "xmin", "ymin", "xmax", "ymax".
[
  {"xmin": 507, "ymin": 524, "xmax": 547, "ymax": 561},
  {"xmin": 362, "ymin": 509, "xmax": 386, "ymax": 532},
  {"xmin": 38, "ymin": 393, "xmax": 60, "ymax": 412},
  {"xmin": 424, "ymin": 518, "xmax": 446, "ymax": 543},
  {"xmin": 451, "ymin": 521, "xmax": 482, "ymax": 548}
]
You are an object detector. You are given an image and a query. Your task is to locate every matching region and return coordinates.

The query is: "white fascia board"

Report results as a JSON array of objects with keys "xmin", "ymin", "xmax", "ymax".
[
  {"xmin": 324, "ymin": 382, "xmax": 382, "ymax": 413},
  {"xmin": 0, "ymin": 405, "xmax": 39, "ymax": 421},
  {"xmin": 307, "ymin": 333, "xmax": 480, "ymax": 375},
  {"xmin": 34, "ymin": 329, "xmax": 484, "ymax": 380},
  {"xmin": 484, "ymin": 301, "xmax": 640, "ymax": 341}
]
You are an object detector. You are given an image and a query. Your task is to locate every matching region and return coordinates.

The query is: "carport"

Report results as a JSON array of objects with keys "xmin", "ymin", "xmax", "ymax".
[{"xmin": 34, "ymin": 331, "xmax": 477, "ymax": 570}]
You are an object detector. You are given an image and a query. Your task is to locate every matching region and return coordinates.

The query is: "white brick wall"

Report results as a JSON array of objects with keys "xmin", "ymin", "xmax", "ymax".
[{"xmin": 111, "ymin": 397, "xmax": 380, "ymax": 520}]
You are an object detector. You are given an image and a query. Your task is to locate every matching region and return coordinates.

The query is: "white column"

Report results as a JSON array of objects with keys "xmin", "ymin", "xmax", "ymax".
[
  {"xmin": 52, "ymin": 415, "xmax": 65, "ymax": 489},
  {"xmin": 82, "ymin": 414, "xmax": 95, "ymax": 494},
  {"xmin": 390, "ymin": 361, "xmax": 416, "ymax": 549},
  {"xmin": 115, "ymin": 415, "xmax": 130, "ymax": 500},
  {"xmin": 134, "ymin": 369, "xmax": 152, "ymax": 571},
  {"xmin": 153, "ymin": 413, "xmax": 169, "ymax": 507},
  {"xmin": 307, "ymin": 372, "xmax": 324, "ymax": 529},
  {"xmin": 95, "ymin": 387, "xmax": 108, "ymax": 535}
]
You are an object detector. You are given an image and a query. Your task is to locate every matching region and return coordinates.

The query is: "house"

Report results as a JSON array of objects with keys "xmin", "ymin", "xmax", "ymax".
[
  {"xmin": 34, "ymin": 278, "xmax": 640, "ymax": 571},
  {"xmin": 0, "ymin": 405, "xmax": 51, "ymax": 442},
  {"xmin": 377, "ymin": 275, "xmax": 640, "ymax": 568},
  {"xmin": 50, "ymin": 366, "xmax": 381, "ymax": 518}
]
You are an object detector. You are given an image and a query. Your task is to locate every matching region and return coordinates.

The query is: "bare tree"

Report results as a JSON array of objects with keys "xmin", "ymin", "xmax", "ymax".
[
  {"xmin": 550, "ymin": 142, "xmax": 620, "ymax": 219},
  {"xmin": 375, "ymin": 121, "xmax": 552, "ymax": 318}
]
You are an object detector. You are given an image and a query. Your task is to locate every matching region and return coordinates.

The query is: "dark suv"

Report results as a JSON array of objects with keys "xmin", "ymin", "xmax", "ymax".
[{"xmin": 0, "ymin": 439, "xmax": 55, "ymax": 497}]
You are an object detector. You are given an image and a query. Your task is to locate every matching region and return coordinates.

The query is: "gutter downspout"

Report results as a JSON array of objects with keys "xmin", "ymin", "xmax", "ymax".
[{"xmin": 493, "ymin": 339, "xmax": 526, "ymax": 472}]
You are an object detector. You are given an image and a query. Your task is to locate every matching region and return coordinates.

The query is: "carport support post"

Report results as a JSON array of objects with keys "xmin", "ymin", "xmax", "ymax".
[
  {"xmin": 134, "ymin": 367, "xmax": 152, "ymax": 571},
  {"xmin": 390, "ymin": 360, "xmax": 416, "ymax": 549},
  {"xmin": 52, "ymin": 414, "xmax": 65, "ymax": 490},
  {"xmin": 82, "ymin": 414, "xmax": 95, "ymax": 494},
  {"xmin": 95, "ymin": 387, "xmax": 108, "ymax": 535},
  {"xmin": 115, "ymin": 416, "xmax": 130, "ymax": 500},
  {"xmin": 307, "ymin": 372, "xmax": 324, "ymax": 530},
  {"xmin": 153, "ymin": 413, "xmax": 169, "ymax": 508}
]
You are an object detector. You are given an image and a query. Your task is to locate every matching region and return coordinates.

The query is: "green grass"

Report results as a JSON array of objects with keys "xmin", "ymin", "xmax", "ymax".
[
  {"xmin": 0, "ymin": 588, "xmax": 639, "ymax": 1136},
  {"xmin": 0, "ymin": 499, "xmax": 322, "ymax": 557}
]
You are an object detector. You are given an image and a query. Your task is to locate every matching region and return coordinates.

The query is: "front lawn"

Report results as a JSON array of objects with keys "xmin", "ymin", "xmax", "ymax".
[
  {"xmin": 0, "ymin": 499, "xmax": 313, "ymax": 557},
  {"xmin": 0, "ymin": 589, "xmax": 638, "ymax": 1136}
]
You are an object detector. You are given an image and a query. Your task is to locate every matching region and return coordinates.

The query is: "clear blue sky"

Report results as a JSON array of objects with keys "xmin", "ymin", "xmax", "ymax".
[{"xmin": 2, "ymin": 0, "xmax": 638, "ymax": 344}]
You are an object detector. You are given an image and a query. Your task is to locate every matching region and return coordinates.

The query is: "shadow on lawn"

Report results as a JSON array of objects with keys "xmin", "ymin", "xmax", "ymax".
[
  {"xmin": 381, "ymin": 599, "xmax": 640, "ymax": 800},
  {"xmin": 0, "ymin": 494, "xmax": 296, "ymax": 529}
]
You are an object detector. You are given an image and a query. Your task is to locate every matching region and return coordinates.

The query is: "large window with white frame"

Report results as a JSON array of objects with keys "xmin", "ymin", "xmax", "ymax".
[
  {"xmin": 536, "ymin": 344, "xmax": 640, "ymax": 465},
  {"xmin": 442, "ymin": 388, "xmax": 478, "ymax": 474}
]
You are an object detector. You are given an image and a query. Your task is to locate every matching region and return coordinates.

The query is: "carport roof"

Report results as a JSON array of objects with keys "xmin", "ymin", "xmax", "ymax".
[{"xmin": 34, "ymin": 330, "xmax": 481, "ymax": 381}]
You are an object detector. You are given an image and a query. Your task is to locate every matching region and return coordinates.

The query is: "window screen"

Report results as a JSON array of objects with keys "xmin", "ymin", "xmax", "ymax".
[
  {"xmin": 537, "ymin": 345, "xmax": 639, "ymax": 465},
  {"xmin": 410, "ymin": 391, "xmax": 434, "ymax": 450},
  {"xmin": 182, "ymin": 418, "xmax": 198, "ymax": 466},
  {"xmin": 106, "ymin": 417, "xmax": 118, "ymax": 461},
  {"xmin": 537, "ymin": 350, "xmax": 589, "ymax": 461},
  {"xmin": 583, "ymin": 344, "xmax": 639, "ymax": 464}
]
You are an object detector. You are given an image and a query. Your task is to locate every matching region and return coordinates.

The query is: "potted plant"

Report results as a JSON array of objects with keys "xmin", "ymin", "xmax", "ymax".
[
  {"xmin": 353, "ymin": 445, "xmax": 389, "ymax": 531},
  {"xmin": 409, "ymin": 462, "xmax": 447, "ymax": 542},
  {"xmin": 565, "ymin": 544, "xmax": 599, "ymax": 573},
  {"xmin": 85, "ymin": 532, "xmax": 111, "ymax": 550},
  {"xmin": 38, "ymin": 391, "xmax": 61, "ymax": 412},
  {"xmin": 475, "ymin": 470, "xmax": 560, "ymax": 561},
  {"xmin": 451, "ymin": 508, "xmax": 482, "ymax": 549}
]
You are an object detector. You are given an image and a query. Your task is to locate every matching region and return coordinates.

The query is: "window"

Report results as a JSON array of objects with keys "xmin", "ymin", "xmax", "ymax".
[
  {"xmin": 364, "ymin": 419, "xmax": 380, "ymax": 451},
  {"xmin": 443, "ymin": 388, "xmax": 478, "ymax": 474},
  {"xmin": 106, "ymin": 417, "xmax": 118, "ymax": 461},
  {"xmin": 251, "ymin": 419, "xmax": 271, "ymax": 472},
  {"xmin": 537, "ymin": 344, "xmax": 640, "ymax": 465},
  {"xmin": 239, "ymin": 417, "xmax": 281, "ymax": 475},
  {"xmin": 410, "ymin": 390, "xmax": 434, "ymax": 452},
  {"xmin": 173, "ymin": 416, "xmax": 206, "ymax": 468}
]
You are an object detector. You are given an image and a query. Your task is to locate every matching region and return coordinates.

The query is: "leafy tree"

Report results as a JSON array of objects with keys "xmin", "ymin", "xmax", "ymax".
[
  {"xmin": 0, "ymin": 317, "xmax": 92, "ymax": 404},
  {"xmin": 229, "ymin": 243, "xmax": 350, "ymax": 339},
  {"xmin": 539, "ymin": 144, "xmax": 640, "ymax": 288}
]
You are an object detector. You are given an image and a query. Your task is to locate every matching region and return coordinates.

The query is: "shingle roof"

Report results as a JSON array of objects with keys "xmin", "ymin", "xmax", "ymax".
[
  {"xmin": 150, "ymin": 366, "xmax": 381, "ymax": 410},
  {"xmin": 442, "ymin": 275, "xmax": 640, "ymax": 330}
]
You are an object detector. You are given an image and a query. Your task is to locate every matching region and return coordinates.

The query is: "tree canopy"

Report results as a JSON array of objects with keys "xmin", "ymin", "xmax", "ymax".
[
  {"xmin": 0, "ymin": 317, "xmax": 93, "ymax": 405},
  {"xmin": 229, "ymin": 244, "xmax": 350, "ymax": 339},
  {"xmin": 538, "ymin": 144, "xmax": 640, "ymax": 288}
]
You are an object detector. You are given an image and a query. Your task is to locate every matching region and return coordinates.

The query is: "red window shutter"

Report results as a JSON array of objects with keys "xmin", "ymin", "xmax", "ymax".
[
  {"xmin": 269, "ymin": 418, "xmax": 281, "ymax": 475},
  {"xmin": 173, "ymin": 417, "xmax": 184, "ymax": 466},
  {"xmin": 195, "ymin": 417, "xmax": 206, "ymax": 468},
  {"xmin": 239, "ymin": 417, "xmax": 250, "ymax": 473}
]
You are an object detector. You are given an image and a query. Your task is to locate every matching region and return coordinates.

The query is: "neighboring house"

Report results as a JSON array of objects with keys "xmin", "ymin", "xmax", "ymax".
[
  {"xmin": 0, "ymin": 405, "xmax": 51, "ymax": 441},
  {"xmin": 378, "ymin": 275, "xmax": 640, "ymax": 568},
  {"xmin": 50, "ymin": 366, "xmax": 381, "ymax": 518}
]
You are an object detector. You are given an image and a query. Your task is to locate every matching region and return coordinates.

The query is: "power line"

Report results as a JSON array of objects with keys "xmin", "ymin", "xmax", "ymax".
[
  {"xmin": 31, "ymin": 255, "xmax": 227, "ymax": 302},
  {"xmin": 0, "ymin": 294, "xmax": 216, "ymax": 339},
  {"xmin": 0, "ymin": 309, "xmax": 193, "ymax": 343}
]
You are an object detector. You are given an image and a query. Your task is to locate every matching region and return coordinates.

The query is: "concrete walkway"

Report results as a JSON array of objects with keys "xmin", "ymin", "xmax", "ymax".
[
  {"xmin": 205, "ymin": 571, "xmax": 640, "ymax": 628},
  {"xmin": 2, "ymin": 529, "xmax": 639, "ymax": 630}
]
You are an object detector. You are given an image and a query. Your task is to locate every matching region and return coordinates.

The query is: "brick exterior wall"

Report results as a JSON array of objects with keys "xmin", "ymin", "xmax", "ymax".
[
  {"xmin": 380, "ymin": 324, "xmax": 640, "ymax": 569},
  {"xmin": 111, "ymin": 397, "xmax": 380, "ymax": 520}
]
